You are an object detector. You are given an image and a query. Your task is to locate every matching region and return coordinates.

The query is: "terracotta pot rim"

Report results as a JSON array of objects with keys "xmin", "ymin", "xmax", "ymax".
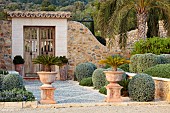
[
  {"xmin": 37, "ymin": 71, "xmax": 57, "ymax": 74},
  {"xmin": 103, "ymin": 70, "xmax": 124, "ymax": 74}
]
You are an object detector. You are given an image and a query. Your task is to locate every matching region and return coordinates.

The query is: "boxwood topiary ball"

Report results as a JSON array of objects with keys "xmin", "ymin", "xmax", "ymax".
[
  {"xmin": 2, "ymin": 74, "xmax": 24, "ymax": 91},
  {"xmin": 75, "ymin": 63, "xmax": 95, "ymax": 82},
  {"xmin": 128, "ymin": 73, "xmax": 155, "ymax": 102}
]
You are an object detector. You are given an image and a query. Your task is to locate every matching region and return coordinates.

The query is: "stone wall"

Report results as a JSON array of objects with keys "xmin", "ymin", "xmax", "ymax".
[
  {"xmin": 0, "ymin": 20, "xmax": 12, "ymax": 70},
  {"xmin": 154, "ymin": 79, "xmax": 170, "ymax": 101},
  {"xmin": 67, "ymin": 21, "xmax": 115, "ymax": 79}
]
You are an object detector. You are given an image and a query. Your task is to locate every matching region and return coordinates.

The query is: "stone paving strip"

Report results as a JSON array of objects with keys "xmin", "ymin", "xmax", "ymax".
[
  {"xmin": 0, "ymin": 80, "xmax": 169, "ymax": 109},
  {"xmin": 24, "ymin": 80, "xmax": 106, "ymax": 104}
]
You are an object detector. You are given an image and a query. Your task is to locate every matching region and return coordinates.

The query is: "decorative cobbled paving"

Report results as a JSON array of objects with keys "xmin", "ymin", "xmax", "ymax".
[{"xmin": 24, "ymin": 80, "xmax": 105, "ymax": 104}]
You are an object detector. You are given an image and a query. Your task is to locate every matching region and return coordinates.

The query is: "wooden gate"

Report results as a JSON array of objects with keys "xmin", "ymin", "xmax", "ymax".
[{"xmin": 24, "ymin": 26, "xmax": 55, "ymax": 77}]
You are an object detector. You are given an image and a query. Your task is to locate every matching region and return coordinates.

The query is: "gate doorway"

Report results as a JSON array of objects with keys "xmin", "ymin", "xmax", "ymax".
[{"xmin": 24, "ymin": 26, "xmax": 55, "ymax": 77}]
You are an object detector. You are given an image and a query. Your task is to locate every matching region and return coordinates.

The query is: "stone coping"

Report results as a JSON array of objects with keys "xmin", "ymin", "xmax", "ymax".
[
  {"xmin": 7, "ymin": 11, "xmax": 71, "ymax": 19},
  {"xmin": 0, "ymin": 100, "xmax": 169, "ymax": 109},
  {"xmin": 126, "ymin": 72, "xmax": 170, "ymax": 82}
]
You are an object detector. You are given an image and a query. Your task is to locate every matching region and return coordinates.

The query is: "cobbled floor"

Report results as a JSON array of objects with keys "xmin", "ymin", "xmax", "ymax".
[{"xmin": 24, "ymin": 80, "xmax": 105, "ymax": 104}]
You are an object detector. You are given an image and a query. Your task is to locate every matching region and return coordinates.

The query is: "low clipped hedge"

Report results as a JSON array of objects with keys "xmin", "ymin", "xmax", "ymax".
[
  {"xmin": 0, "ymin": 88, "xmax": 35, "ymax": 102},
  {"xmin": 128, "ymin": 73, "xmax": 155, "ymax": 102},
  {"xmin": 79, "ymin": 77, "xmax": 93, "ymax": 86},
  {"xmin": 129, "ymin": 53, "xmax": 169, "ymax": 73},
  {"xmin": 144, "ymin": 64, "xmax": 170, "ymax": 78},
  {"xmin": 137, "ymin": 53, "xmax": 159, "ymax": 73},
  {"xmin": 129, "ymin": 54, "xmax": 141, "ymax": 73}
]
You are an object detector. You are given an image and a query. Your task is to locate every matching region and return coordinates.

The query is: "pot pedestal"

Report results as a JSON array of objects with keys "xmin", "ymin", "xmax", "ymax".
[
  {"xmin": 106, "ymin": 82, "xmax": 122, "ymax": 102},
  {"xmin": 104, "ymin": 71, "xmax": 124, "ymax": 102},
  {"xmin": 37, "ymin": 72, "xmax": 57, "ymax": 104},
  {"xmin": 40, "ymin": 86, "xmax": 56, "ymax": 104}
]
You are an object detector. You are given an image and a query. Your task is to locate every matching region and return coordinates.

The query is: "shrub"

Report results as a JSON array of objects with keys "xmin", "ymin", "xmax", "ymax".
[
  {"xmin": 160, "ymin": 54, "xmax": 170, "ymax": 63},
  {"xmin": 2, "ymin": 74, "xmax": 24, "ymax": 91},
  {"xmin": 99, "ymin": 86, "xmax": 107, "ymax": 95},
  {"xmin": 0, "ymin": 70, "xmax": 8, "ymax": 75},
  {"xmin": 118, "ymin": 64, "xmax": 129, "ymax": 72},
  {"xmin": 75, "ymin": 63, "xmax": 95, "ymax": 82},
  {"xmin": 86, "ymin": 62, "xmax": 97, "ymax": 70},
  {"xmin": 0, "ymin": 88, "xmax": 35, "ymax": 102},
  {"xmin": 144, "ymin": 64, "xmax": 170, "ymax": 78},
  {"xmin": 92, "ymin": 68, "xmax": 106, "ymax": 89},
  {"xmin": 128, "ymin": 73, "xmax": 155, "ymax": 102},
  {"xmin": 13, "ymin": 55, "xmax": 25, "ymax": 64},
  {"xmin": 118, "ymin": 77, "xmax": 130, "ymax": 97},
  {"xmin": 79, "ymin": 77, "xmax": 93, "ymax": 86},
  {"xmin": 0, "ymin": 74, "xmax": 5, "ymax": 91},
  {"xmin": 129, "ymin": 54, "xmax": 141, "ymax": 73},
  {"xmin": 132, "ymin": 37, "xmax": 170, "ymax": 55},
  {"xmin": 157, "ymin": 55, "xmax": 169, "ymax": 64},
  {"xmin": 137, "ymin": 53, "xmax": 159, "ymax": 73}
]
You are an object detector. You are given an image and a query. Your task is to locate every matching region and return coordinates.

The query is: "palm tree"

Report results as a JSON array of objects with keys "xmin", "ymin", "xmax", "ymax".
[{"xmin": 97, "ymin": 0, "xmax": 170, "ymax": 48}]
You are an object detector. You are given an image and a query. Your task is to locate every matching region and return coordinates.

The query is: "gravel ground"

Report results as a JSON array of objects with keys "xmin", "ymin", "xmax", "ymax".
[
  {"xmin": 1, "ymin": 105, "xmax": 170, "ymax": 113},
  {"xmin": 24, "ymin": 80, "xmax": 105, "ymax": 103}
]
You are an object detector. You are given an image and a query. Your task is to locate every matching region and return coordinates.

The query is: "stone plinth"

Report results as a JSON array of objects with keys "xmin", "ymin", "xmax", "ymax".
[
  {"xmin": 40, "ymin": 86, "xmax": 56, "ymax": 104},
  {"xmin": 106, "ymin": 83, "xmax": 122, "ymax": 102}
]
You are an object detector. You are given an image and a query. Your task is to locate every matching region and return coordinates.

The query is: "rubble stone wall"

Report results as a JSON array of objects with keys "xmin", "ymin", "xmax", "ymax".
[{"xmin": 0, "ymin": 20, "xmax": 12, "ymax": 70}]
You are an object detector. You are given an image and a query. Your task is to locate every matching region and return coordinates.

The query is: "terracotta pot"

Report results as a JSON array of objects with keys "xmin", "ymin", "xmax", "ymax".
[
  {"xmin": 59, "ymin": 64, "xmax": 68, "ymax": 81},
  {"xmin": 37, "ymin": 71, "xmax": 57, "ymax": 87},
  {"xmin": 104, "ymin": 71, "xmax": 124, "ymax": 82},
  {"xmin": 14, "ymin": 64, "xmax": 24, "ymax": 76}
]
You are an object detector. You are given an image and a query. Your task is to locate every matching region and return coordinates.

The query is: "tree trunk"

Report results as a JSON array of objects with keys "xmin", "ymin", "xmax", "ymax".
[{"xmin": 137, "ymin": 12, "xmax": 147, "ymax": 39}]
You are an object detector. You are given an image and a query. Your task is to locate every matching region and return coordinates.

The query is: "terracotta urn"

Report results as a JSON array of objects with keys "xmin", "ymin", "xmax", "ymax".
[
  {"xmin": 37, "ymin": 71, "xmax": 57, "ymax": 87},
  {"xmin": 104, "ymin": 71, "xmax": 123, "ymax": 83},
  {"xmin": 104, "ymin": 70, "xmax": 124, "ymax": 102}
]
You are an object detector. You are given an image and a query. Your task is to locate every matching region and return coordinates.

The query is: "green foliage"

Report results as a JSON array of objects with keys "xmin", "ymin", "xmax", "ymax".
[
  {"xmin": 0, "ymin": 88, "xmax": 35, "ymax": 102},
  {"xmin": 129, "ymin": 54, "xmax": 141, "ymax": 73},
  {"xmin": 144, "ymin": 64, "xmax": 170, "ymax": 78},
  {"xmin": 118, "ymin": 77, "xmax": 130, "ymax": 97},
  {"xmin": 157, "ymin": 55, "xmax": 169, "ymax": 64},
  {"xmin": 2, "ymin": 74, "xmax": 24, "ymax": 91},
  {"xmin": 160, "ymin": 54, "xmax": 170, "ymax": 63},
  {"xmin": 92, "ymin": 68, "xmax": 106, "ymax": 89},
  {"xmin": 129, "ymin": 53, "xmax": 163, "ymax": 73},
  {"xmin": 118, "ymin": 64, "xmax": 129, "ymax": 72},
  {"xmin": 86, "ymin": 62, "xmax": 97, "ymax": 70},
  {"xmin": 132, "ymin": 37, "xmax": 170, "ymax": 55},
  {"xmin": 99, "ymin": 54, "xmax": 130, "ymax": 71},
  {"xmin": 0, "ymin": 70, "xmax": 8, "ymax": 75},
  {"xmin": 32, "ymin": 55, "xmax": 64, "ymax": 71},
  {"xmin": 57, "ymin": 56, "xmax": 69, "ymax": 67},
  {"xmin": 79, "ymin": 77, "xmax": 93, "ymax": 86},
  {"xmin": 99, "ymin": 86, "xmax": 107, "ymax": 95},
  {"xmin": 75, "ymin": 63, "xmax": 95, "ymax": 82},
  {"xmin": 0, "ymin": 74, "xmax": 5, "ymax": 91},
  {"xmin": 128, "ymin": 73, "xmax": 155, "ymax": 102},
  {"xmin": 137, "ymin": 53, "xmax": 159, "ymax": 73},
  {"xmin": 13, "ymin": 55, "xmax": 25, "ymax": 64}
]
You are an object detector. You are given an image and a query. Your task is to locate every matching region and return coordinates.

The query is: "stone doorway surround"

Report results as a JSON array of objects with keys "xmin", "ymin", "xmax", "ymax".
[{"xmin": 7, "ymin": 11, "xmax": 71, "ymax": 78}]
